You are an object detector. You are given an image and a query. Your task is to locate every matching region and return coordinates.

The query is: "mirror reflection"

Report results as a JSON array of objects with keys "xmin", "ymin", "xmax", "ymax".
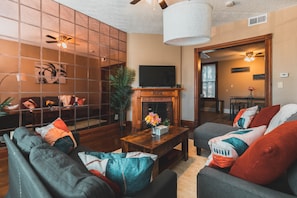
[{"xmin": 0, "ymin": 1, "xmax": 126, "ymax": 135}]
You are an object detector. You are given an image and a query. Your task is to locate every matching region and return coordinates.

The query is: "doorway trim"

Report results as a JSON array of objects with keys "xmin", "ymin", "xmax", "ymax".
[{"xmin": 194, "ymin": 34, "xmax": 272, "ymax": 126}]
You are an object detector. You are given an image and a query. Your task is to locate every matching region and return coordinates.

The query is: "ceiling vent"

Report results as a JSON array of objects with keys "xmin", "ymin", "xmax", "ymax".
[{"xmin": 248, "ymin": 13, "xmax": 267, "ymax": 26}]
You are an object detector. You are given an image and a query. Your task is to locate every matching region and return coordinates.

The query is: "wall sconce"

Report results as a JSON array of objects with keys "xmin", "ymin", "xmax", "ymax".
[
  {"xmin": 244, "ymin": 51, "xmax": 255, "ymax": 62},
  {"xmin": 163, "ymin": 0, "xmax": 213, "ymax": 46}
]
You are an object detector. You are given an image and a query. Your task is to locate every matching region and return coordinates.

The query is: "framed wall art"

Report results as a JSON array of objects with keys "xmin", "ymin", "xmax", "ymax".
[{"xmin": 35, "ymin": 62, "xmax": 67, "ymax": 84}]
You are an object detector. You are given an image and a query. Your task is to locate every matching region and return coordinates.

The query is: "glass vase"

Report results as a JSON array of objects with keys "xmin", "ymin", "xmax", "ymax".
[{"xmin": 151, "ymin": 126, "xmax": 157, "ymax": 137}]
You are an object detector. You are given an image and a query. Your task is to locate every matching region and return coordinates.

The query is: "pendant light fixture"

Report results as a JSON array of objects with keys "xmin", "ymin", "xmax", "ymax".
[{"xmin": 163, "ymin": 0, "xmax": 213, "ymax": 46}]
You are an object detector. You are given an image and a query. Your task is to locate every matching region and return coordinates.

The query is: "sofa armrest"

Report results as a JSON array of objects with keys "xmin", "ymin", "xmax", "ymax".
[
  {"xmin": 132, "ymin": 169, "xmax": 177, "ymax": 198},
  {"xmin": 198, "ymin": 166, "xmax": 296, "ymax": 198}
]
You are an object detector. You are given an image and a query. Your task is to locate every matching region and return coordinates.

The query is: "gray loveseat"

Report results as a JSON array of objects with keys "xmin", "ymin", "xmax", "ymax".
[
  {"xmin": 4, "ymin": 127, "xmax": 177, "ymax": 198},
  {"xmin": 194, "ymin": 104, "xmax": 297, "ymax": 198}
]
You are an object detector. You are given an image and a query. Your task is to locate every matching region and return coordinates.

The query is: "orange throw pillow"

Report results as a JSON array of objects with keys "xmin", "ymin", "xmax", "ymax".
[
  {"xmin": 229, "ymin": 120, "xmax": 297, "ymax": 185},
  {"xmin": 249, "ymin": 105, "xmax": 280, "ymax": 128}
]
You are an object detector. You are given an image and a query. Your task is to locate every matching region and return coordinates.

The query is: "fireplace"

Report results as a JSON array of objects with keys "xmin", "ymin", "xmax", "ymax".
[
  {"xmin": 131, "ymin": 88, "xmax": 182, "ymax": 131},
  {"xmin": 142, "ymin": 101, "xmax": 173, "ymax": 129}
]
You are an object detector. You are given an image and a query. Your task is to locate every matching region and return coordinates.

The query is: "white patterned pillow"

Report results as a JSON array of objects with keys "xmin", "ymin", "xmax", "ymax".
[
  {"xmin": 265, "ymin": 104, "xmax": 297, "ymax": 134},
  {"xmin": 206, "ymin": 125, "xmax": 266, "ymax": 168},
  {"xmin": 233, "ymin": 105, "xmax": 258, "ymax": 129}
]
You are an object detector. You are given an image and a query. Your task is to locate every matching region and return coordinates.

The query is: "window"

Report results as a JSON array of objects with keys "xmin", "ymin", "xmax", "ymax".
[{"xmin": 201, "ymin": 63, "xmax": 217, "ymax": 99}]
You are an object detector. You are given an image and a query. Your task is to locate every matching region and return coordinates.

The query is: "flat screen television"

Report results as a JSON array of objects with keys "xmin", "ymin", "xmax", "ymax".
[{"xmin": 139, "ymin": 65, "xmax": 176, "ymax": 87}]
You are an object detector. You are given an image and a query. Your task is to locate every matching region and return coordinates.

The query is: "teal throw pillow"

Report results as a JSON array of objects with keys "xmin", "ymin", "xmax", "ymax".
[
  {"xmin": 79, "ymin": 151, "xmax": 156, "ymax": 196},
  {"xmin": 106, "ymin": 157, "xmax": 154, "ymax": 196}
]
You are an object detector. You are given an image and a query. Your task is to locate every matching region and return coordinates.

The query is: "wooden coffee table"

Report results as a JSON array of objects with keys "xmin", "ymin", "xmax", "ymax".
[{"xmin": 121, "ymin": 126, "xmax": 189, "ymax": 178}]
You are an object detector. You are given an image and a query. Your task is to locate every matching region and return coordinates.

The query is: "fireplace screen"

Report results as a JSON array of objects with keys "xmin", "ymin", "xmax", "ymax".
[{"xmin": 142, "ymin": 102, "xmax": 173, "ymax": 129}]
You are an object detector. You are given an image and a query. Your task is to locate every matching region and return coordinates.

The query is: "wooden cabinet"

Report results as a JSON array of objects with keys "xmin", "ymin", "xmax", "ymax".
[{"xmin": 132, "ymin": 88, "xmax": 182, "ymax": 132}]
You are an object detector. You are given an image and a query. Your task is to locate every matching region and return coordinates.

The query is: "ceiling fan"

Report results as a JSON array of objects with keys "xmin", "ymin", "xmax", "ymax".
[
  {"xmin": 46, "ymin": 34, "xmax": 73, "ymax": 48},
  {"xmin": 130, "ymin": 0, "xmax": 168, "ymax": 9},
  {"xmin": 243, "ymin": 51, "xmax": 265, "ymax": 62}
]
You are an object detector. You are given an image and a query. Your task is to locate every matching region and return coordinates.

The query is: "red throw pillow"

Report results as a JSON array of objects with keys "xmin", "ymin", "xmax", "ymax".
[
  {"xmin": 229, "ymin": 120, "xmax": 297, "ymax": 185},
  {"xmin": 53, "ymin": 117, "xmax": 70, "ymax": 132},
  {"xmin": 249, "ymin": 105, "xmax": 280, "ymax": 128},
  {"xmin": 90, "ymin": 169, "xmax": 122, "ymax": 197}
]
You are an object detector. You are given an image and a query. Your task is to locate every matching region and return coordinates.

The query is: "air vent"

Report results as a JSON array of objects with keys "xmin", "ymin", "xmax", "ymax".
[{"xmin": 248, "ymin": 13, "xmax": 267, "ymax": 26}]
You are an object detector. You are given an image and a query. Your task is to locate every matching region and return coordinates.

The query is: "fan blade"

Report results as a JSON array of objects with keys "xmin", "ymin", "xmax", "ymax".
[
  {"xmin": 130, "ymin": 0, "xmax": 141, "ymax": 5},
  {"xmin": 66, "ymin": 37, "xmax": 72, "ymax": 41},
  {"xmin": 159, "ymin": 0, "xmax": 168, "ymax": 9},
  {"xmin": 46, "ymin": 35, "xmax": 57, "ymax": 40},
  {"xmin": 46, "ymin": 41, "xmax": 58, "ymax": 43}
]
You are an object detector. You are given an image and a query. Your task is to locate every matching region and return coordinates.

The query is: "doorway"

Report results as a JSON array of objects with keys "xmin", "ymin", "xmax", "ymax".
[{"xmin": 194, "ymin": 34, "xmax": 272, "ymax": 126}]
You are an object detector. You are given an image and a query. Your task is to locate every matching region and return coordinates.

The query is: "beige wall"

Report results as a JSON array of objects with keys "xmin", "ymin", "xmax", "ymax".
[
  {"xmin": 127, "ymin": 33, "xmax": 181, "ymax": 87},
  {"xmin": 126, "ymin": 33, "xmax": 181, "ymax": 120},
  {"xmin": 127, "ymin": 5, "xmax": 297, "ymax": 122}
]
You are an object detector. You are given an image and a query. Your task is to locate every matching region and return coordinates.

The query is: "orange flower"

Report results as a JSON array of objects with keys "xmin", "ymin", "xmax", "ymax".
[{"xmin": 145, "ymin": 112, "xmax": 161, "ymax": 127}]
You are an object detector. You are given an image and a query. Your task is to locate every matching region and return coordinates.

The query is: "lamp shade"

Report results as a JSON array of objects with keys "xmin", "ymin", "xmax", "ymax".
[{"xmin": 163, "ymin": 0, "xmax": 212, "ymax": 46}]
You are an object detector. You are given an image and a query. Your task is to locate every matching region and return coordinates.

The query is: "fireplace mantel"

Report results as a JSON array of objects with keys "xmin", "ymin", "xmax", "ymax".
[{"xmin": 131, "ymin": 88, "xmax": 182, "ymax": 132}]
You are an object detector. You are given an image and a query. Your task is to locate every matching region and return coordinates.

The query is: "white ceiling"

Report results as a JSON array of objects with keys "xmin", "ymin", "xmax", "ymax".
[{"xmin": 54, "ymin": 0, "xmax": 297, "ymax": 35}]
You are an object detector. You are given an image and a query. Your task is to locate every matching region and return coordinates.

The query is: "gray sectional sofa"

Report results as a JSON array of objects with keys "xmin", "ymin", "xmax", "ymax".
[
  {"xmin": 4, "ymin": 127, "xmax": 177, "ymax": 198},
  {"xmin": 194, "ymin": 104, "xmax": 297, "ymax": 198}
]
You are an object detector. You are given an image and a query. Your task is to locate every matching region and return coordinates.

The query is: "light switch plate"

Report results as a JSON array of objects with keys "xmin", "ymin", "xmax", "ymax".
[{"xmin": 278, "ymin": 81, "xmax": 283, "ymax": 88}]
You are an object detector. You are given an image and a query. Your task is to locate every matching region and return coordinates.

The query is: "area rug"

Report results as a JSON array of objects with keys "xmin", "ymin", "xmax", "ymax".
[{"xmin": 171, "ymin": 139, "xmax": 208, "ymax": 198}]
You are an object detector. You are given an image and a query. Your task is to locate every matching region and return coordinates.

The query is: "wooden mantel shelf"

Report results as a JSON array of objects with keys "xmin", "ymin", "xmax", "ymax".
[{"xmin": 131, "ymin": 88, "xmax": 183, "ymax": 132}]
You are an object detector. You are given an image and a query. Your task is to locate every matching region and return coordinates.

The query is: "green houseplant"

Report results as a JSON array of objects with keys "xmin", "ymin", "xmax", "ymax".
[
  {"xmin": 0, "ymin": 97, "xmax": 14, "ymax": 116},
  {"xmin": 109, "ymin": 66, "xmax": 135, "ymax": 135}
]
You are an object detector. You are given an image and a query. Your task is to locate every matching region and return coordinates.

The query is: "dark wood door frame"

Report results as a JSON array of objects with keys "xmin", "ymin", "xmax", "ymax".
[{"xmin": 194, "ymin": 34, "xmax": 273, "ymax": 126}]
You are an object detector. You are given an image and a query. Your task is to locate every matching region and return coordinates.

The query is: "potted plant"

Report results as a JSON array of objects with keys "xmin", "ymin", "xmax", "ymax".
[
  {"xmin": 109, "ymin": 66, "xmax": 135, "ymax": 136},
  {"xmin": 0, "ymin": 97, "xmax": 14, "ymax": 116}
]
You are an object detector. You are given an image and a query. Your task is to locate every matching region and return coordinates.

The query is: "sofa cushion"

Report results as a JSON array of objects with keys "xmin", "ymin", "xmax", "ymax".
[
  {"xmin": 76, "ymin": 97, "xmax": 86, "ymax": 105},
  {"xmin": 230, "ymin": 120, "xmax": 297, "ymax": 185},
  {"xmin": 35, "ymin": 117, "xmax": 77, "ymax": 153},
  {"xmin": 249, "ymin": 104, "xmax": 280, "ymax": 128},
  {"xmin": 288, "ymin": 161, "xmax": 297, "ymax": 195},
  {"xmin": 29, "ymin": 143, "xmax": 115, "ymax": 198},
  {"xmin": 22, "ymin": 99, "xmax": 38, "ymax": 110},
  {"xmin": 265, "ymin": 104, "xmax": 297, "ymax": 134},
  {"xmin": 78, "ymin": 151, "xmax": 156, "ymax": 196},
  {"xmin": 206, "ymin": 125, "xmax": 266, "ymax": 168},
  {"xmin": 43, "ymin": 96, "xmax": 60, "ymax": 107},
  {"xmin": 59, "ymin": 95, "xmax": 75, "ymax": 107},
  {"xmin": 13, "ymin": 127, "xmax": 43, "ymax": 155},
  {"xmin": 233, "ymin": 105, "xmax": 258, "ymax": 129}
]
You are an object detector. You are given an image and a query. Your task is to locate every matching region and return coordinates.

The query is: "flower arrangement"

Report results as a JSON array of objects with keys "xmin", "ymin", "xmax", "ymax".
[
  {"xmin": 248, "ymin": 86, "xmax": 255, "ymax": 91},
  {"xmin": 248, "ymin": 86, "xmax": 255, "ymax": 97},
  {"xmin": 145, "ymin": 112, "xmax": 161, "ymax": 127}
]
